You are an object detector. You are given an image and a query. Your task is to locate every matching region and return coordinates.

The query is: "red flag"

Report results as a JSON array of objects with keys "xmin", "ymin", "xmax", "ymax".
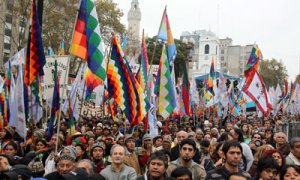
[{"xmin": 181, "ymin": 62, "xmax": 190, "ymax": 115}]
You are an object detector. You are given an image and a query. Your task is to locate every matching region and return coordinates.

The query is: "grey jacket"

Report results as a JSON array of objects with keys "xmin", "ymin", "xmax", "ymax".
[{"xmin": 100, "ymin": 164, "xmax": 137, "ymax": 180}]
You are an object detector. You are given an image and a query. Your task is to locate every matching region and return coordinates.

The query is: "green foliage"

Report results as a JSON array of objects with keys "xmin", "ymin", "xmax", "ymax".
[
  {"xmin": 143, "ymin": 36, "xmax": 191, "ymax": 82},
  {"xmin": 95, "ymin": 0, "xmax": 125, "ymax": 46},
  {"xmin": 42, "ymin": 0, "xmax": 125, "ymax": 54},
  {"xmin": 259, "ymin": 59, "xmax": 288, "ymax": 89}
]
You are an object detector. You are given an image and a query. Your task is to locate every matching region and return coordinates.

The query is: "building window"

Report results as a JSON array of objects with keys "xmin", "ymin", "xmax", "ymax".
[
  {"xmin": 3, "ymin": 53, "xmax": 10, "ymax": 64},
  {"xmin": 221, "ymin": 49, "xmax": 224, "ymax": 54},
  {"xmin": 5, "ymin": 29, "xmax": 11, "ymax": 36},
  {"xmin": 221, "ymin": 56, "xmax": 224, "ymax": 61},
  {"xmin": 6, "ymin": 14, "xmax": 12, "ymax": 24},
  {"xmin": 204, "ymin": 44, "xmax": 209, "ymax": 54},
  {"xmin": 4, "ymin": 43, "xmax": 11, "ymax": 50},
  {"xmin": 4, "ymin": 35, "xmax": 11, "ymax": 44},
  {"xmin": 216, "ymin": 46, "xmax": 218, "ymax": 55}
]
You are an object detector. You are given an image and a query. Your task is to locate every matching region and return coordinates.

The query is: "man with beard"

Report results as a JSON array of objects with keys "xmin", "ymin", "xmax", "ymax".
[
  {"xmin": 167, "ymin": 139, "xmax": 206, "ymax": 180},
  {"xmin": 171, "ymin": 131, "xmax": 201, "ymax": 163},
  {"xmin": 206, "ymin": 140, "xmax": 251, "ymax": 180},
  {"xmin": 90, "ymin": 143, "xmax": 106, "ymax": 173}
]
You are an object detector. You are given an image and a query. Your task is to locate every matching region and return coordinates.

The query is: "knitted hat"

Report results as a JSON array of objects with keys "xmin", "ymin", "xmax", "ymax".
[
  {"xmin": 58, "ymin": 153, "xmax": 76, "ymax": 162},
  {"xmin": 163, "ymin": 135, "xmax": 172, "ymax": 144},
  {"xmin": 90, "ymin": 143, "xmax": 104, "ymax": 152},
  {"xmin": 4, "ymin": 126, "xmax": 15, "ymax": 136},
  {"xmin": 105, "ymin": 136, "xmax": 114, "ymax": 141},
  {"xmin": 33, "ymin": 129, "xmax": 44, "ymax": 140},
  {"xmin": 85, "ymin": 131, "xmax": 95, "ymax": 138},
  {"xmin": 62, "ymin": 146, "xmax": 78, "ymax": 159},
  {"xmin": 103, "ymin": 125, "xmax": 111, "ymax": 130},
  {"xmin": 28, "ymin": 159, "xmax": 44, "ymax": 173},
  {"xmin": 124, "ymin": 136, "xmax": 135, "ymax": 144},
  {"xmin": 143, "ymin": 134, "xmax": 152, "ymax": 141}
]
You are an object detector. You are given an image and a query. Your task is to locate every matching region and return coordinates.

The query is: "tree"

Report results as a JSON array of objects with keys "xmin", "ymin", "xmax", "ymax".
[
  {"xmin": 141, "ymin": 36, "xmax": 192, "ymax": 82},
  {"xmin": 95, "ymin": 0, "xmax": 125, "ymax": 47},
  {"xmin": 259, "ymin": 59, "xmax": 288, "ymax": 89},
  {"xmin": 42, "ymin": 0, "xmax": 125, "ymax": 74}
]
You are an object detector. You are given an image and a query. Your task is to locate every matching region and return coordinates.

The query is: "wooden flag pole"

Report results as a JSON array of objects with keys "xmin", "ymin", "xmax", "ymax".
[
  {"xmin": 55, "ymin": 56, "xmax": 70, "ymax": 154},
  {"xmin": 79, "ymin": 62, "xmax": 87, "ymax": 120},
  {"xmin": 148, "ymin": 6, "xmax": 167, "ymax": 78}
]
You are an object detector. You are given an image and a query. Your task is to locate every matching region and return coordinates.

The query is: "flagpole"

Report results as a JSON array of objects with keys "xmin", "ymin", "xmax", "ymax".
[
  {"xmin": 79, "ymin": 64, "xmax": 87, "ymax": 119},
  {"xmin": 30, "ymin": 85, "xmax": 34, "ymax": 131},
  {"xmin": 102, "ymin": 35, "xmax": 113, "ymax": 121},
  {"xmin": 44, "ymin": 103, "xmax": 48, "ymax": 126},
  {"xmin": 55, "ymin": 55, "xmax": 70, "ymax": 154}
]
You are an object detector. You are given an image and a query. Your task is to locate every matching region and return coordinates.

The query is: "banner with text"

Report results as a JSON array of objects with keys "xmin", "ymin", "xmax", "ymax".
[{"xmin": 43, "ymin": 56, "xmax": 69, "ymax": 100}]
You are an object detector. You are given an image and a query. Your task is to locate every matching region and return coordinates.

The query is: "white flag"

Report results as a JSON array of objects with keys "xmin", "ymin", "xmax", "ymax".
[
  {"xmin": 5, "ymin": 48, "xmax": 25, "ymax": 68},
  {"xmin": 243, "ymin": 71, "xmax": 272, "ymax": 116},
  {"xmin": 62, "ymin": 64, "xmax": 84, "ymax": 120},
  {"xmin": 9, "ymin": 66, "xmax": 26, "ymax": 137}
]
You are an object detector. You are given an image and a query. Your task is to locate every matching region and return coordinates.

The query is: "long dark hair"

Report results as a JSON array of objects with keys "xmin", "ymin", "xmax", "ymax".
[{"xmin": 280, "ymin": 165, "xmax": 300, "ymax": 180}]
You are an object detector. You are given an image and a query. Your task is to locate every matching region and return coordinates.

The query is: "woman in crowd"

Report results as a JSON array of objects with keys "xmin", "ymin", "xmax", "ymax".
[
  {"xmin": 210, "ymin": 142, "xmax": 224, "ymax": 169},
  {"xmin": 254, "ymin": 157, "xmax": 280, "ymax": 180},
  {"xmin": 262, "ymin": 149, "xmax": 286, "ymax": 180},
  {"xmin": 249, "ymin": 144, "xmax": 274, "ymax": 177},
  {"xmin": 75, "ymin": 144, "xmax": 88, "ymax": 161},
  {"xmin": 241, "ymin": 123, "xmax": 252, "ymax": 144},
  {"xmin": 1, "ymin": 126, "xmax": 15, "ymax": 153},
  {"xmin": 280, "ymin": 165, "xmax": 300, "ymax": 180}
]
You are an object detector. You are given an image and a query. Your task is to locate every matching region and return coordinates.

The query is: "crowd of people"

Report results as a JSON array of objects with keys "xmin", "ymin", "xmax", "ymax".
[{"xmin": 0, "ymin": 113, "xmax": 300, "ymax": 180}]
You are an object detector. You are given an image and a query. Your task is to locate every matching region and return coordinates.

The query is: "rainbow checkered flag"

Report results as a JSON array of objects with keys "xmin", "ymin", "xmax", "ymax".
[
  {"xmin": 107, "ymin": 35, "xmax": 149, "ymax": 126},
  {"xmin": 244, "ymin": 46, "xmax": 262, "ymax": 77},
  {"xmin": 24, "ymin": 0, "xmax": 46, "ymax": 85},
  {"xmin": 154, "ymin": 45, "xmax": 176, "ymax": 119},
  {"xmin": 70, "ymin": 0, "xmax": 106, "ymax": 100},
  {"xmin": 157, "ymin": 6, "xmax": 176, "ymax": 66},
  {"xmin": 137, "ymin": 30, "xmax": 148, "ymax": 91}
]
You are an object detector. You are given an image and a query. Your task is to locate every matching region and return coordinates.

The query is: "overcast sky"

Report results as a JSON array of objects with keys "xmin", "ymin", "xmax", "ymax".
[{"xmin": 113, "ymin": 0, "xmax": 300, "ymax": 81}]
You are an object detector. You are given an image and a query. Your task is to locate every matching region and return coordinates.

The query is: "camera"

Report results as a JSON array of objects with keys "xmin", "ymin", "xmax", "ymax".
[{"xmin": 254, "ymin": 140, "xmax": 262, "ymax": 147}]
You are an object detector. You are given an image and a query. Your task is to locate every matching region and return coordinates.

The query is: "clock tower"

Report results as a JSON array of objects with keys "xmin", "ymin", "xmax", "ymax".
[{"xmin": 127, "ymin": 0, "xmax": 141, "ymax": 60}]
